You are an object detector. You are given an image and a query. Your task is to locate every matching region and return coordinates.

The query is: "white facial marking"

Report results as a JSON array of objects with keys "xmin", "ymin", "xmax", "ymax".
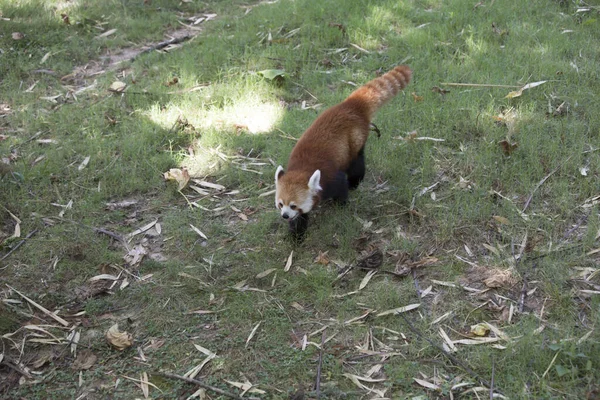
[{"xmin": 281, "ymin": 205, "xmax": 299, "ymax": 220}]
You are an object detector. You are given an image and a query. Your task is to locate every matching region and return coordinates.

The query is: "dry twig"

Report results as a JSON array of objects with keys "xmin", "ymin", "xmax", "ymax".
[
  {"xmin": 315, "ymin": 330, "xmax": 326, "ymax": 399},
  {"xmin": 0, "ymin": 229, "xmax": 39, "ymax": 263},
  {"xmin": 522, "ymin": 156, "xmax": 572, "ymax": 213},
  {"xmin": 400, "ymin": 314, "xmax": 501, "ymax": 394},
  {"xmin": 156, "ymin": 371, "xmax": 260, "ymax": 400}
]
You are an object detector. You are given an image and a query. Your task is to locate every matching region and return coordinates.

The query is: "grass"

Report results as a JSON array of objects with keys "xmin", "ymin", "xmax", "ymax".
[{"xmin": 1, "ymin": 0, "xmax": 600, "ymax": 398}]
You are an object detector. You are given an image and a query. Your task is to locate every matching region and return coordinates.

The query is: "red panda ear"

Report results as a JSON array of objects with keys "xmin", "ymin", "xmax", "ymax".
[
  {"xmin": 308, "ymin": 169, "xmax": 322, "ymax": 192},
  {"xmin": 275, "ymin": 166, "xmax": 284, "ymax": 182}
]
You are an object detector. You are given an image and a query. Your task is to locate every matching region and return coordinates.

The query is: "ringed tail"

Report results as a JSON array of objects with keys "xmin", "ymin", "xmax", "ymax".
[{"xmin": 346, "ymin": 65, "xmax": 412, "ymax": 118}]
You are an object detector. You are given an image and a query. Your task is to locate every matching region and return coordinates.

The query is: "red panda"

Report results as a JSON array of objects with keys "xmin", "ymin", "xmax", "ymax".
[{"xmin": 275, "ymin": 65, "xmax": 412, "ymax": 240}]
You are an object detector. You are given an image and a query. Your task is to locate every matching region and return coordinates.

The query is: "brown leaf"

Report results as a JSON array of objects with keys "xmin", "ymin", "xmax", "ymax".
[
  {"xmin": 411, "ymin": 92, "xmax": 424, "ymax": 102},
  {"xmin": 72, "ymin": 349, "xmax": 97, "ymax": 370},
  {"xmin": 328, "ymin": 22, "xmax": 346, "ymax": 34},
  {"xmin": 165, "ymin": 77, "xmax": 179, "ymax": 87},
  {"xmin": 431, "ymin": 86, "xmax": 450, "ymax": 95},
  {"xmin": 61, "ymin": 13, "xmax": 70, "ymax": 25},
  {"xmin": 314, "ymin": 251, "xmax": 330, "ymax": 265},
  {"xmin": 356, "ymin": 249, "xmax": 383, "ymax": 269},
  {"xmin": 483, "ymin": 268, "xmax": 519, "ymax": 288},
  {"xmin": 105, "ymin": 323, "xmax": 133, "ymax": 351},
  {"xmin": 12, "ymin": 32, "xmax": 24, "ymax": 40},
  {"xmin": 163, "ymin": 168, "xmax": 190, "ymax": 190},
  {"xmin": 492, "ymin": 215, "xmax": 510, "ymax": 225},
  {"xmin": 498, "ymin": 140, "xmax": 518, "ymax": 155}
]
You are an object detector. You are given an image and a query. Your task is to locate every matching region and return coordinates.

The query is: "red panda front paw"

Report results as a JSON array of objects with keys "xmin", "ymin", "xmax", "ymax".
[{"xmin": 288, "ymin": 213, "xmax": 310, "ymax": 243}]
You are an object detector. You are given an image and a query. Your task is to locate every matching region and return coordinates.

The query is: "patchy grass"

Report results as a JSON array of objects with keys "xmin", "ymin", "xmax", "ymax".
[{"xmin": 1, "ymin": 0, "xmax": 600, "ymax": 398}]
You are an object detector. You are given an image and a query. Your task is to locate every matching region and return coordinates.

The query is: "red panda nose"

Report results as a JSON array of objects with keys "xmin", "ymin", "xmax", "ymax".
[{"xmin": 282, "ymin": 213, "xmax": 289, "ymax": 219}]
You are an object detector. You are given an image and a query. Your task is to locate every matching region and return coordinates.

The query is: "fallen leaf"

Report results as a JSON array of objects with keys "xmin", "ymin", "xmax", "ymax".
[
  {"xmin": 493, "ymin": 215, "xmax": 510, "ymax": 225},
  {"xmin": 414, "ymin": 377, "xmax": 441, "ymax": 391},
  {"xmin": 72, "ymin": 349, "xmax": 97, "ymax": 370},
  {"xmin": 245, "ymin": 321, "xmax": 262, "ymax": 347},
  {"xmin": 313, "ymin": 251, "xmax": 330, "ymax": 265},
  {"xmin": 258, "ymin": 69, "xmax": 285, "ymax": 81},
  {"xmin": 78, "ymin": 155, "xmax": 91, "ymax": 171},
  {"xmin": 61, "ymin": 13, "xmax": 70, "ymax": 25},
  {"xmin": 141, "ymin": 372, "xmax": 149, "ymax": 399},
  {"xmin": 284, "ymin": 250, "xmax": 293, "ymax": 272},
  {"xmin": 377, "ymin": 303, "xmax": 420, "ymax": 317},
  {"xmin": 505, "ymin": 80, "xmax": 547, "ymax": 99},
  {"xmin": 470, "ymin": 323, "xmax": 490, "ymax": 337},
  {"xmin": 105, "ymin": 323, "xmax": 133, "ymax": 351},
  {"xmin": 359, "ymin": 270, "xmax": 377, "ymax": 290},
  {"xmin": 163, "ymin": 168, "xmax": 190, "ymax": 190},
  {"xmin": 165, "ymin": 77, "xmax": 179, "ymax": 86},
  {"xmin": 411, "ymin": 92, "xmax": 424, "ymax": 102},
  {"xmin": 109, "ymin": 81, "xmax": 127, "ymax": 93},
  {"xmin": 483, "ymin": 268, "xmax": 518, "ymax": 288},
  {"xmin": 431, "ymin": 86, "xmax": 450, "ymax": 95},
  {"xmin": 12, "ymin": 32, "xmax": 24, "ymax": 40},
  {"xmin": 95, "ymin": 28, "xmax": 117, "ymax": 39},
  {"xmin": 498, "ymin": 139, "xmax": 518, "ymax": 155},
  {"xmin": 256, "ymin": 268, "xmax": 277, "ymax": 279},
  {"xmin": 40, "ymin": 52, "xmax": 52, "ymax": 64}
]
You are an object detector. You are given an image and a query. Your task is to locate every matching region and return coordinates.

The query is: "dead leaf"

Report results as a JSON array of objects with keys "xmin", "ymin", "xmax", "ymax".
[
  {"xmin": 95, "ymin": 28, "xmax": 117, "ymax": 39},
  {"xmin": 505, "ymin": 80, "xmax": 547, "ymax": 99},
  {"xmin": 359, "ymin": 270, "xmax": 377, "ymax": 290},
  {"xmin": 109, "ymin": 81, "xmax": 127, "ymax": 93},
  {"xmin": 141, "ymin": 372, "xmax": 149, "ymax": 399},
  {"xmin": 256, "ymin": 268, "xmax": 277, "ymax": 279},
  {"xmin": 105, "ymin": 323, "xmax": 133, "ymax": 351},
  {"xmin": 163, "ymin": 168, "xmax": 190, "ymax": 190},
  {"xmin": 165, "ymin": 77, "xmax": 179, "ymax": 86},
  {"xmin": 61, "ymin": 13, "xmax": 70, "ymax": 25},
  {"xmin": 492, "ymin": 215, "xmax": 510, "ymax": 225},
  {"xmin": 491, "ymin": 22, "xmax": 509, "ymax": 36},
  {"xmin": 78, "ymin": 155, "xmax": 91, "ymax": 171},
  {"xmin": 245, "ymin": 321, "xmax": 262, "ymax": 347},
  {"xmin": 12, "ymin": 32, "xmax": 24, "ymax": 40},
  {"xmin": 411, "ymin": 92, "xmax": 424, "ymax": 102},
  {"xmin": 356, "ymin": 249, "xmax": 383, "ymax": 269},
  {"xmin": 414, "ymin": 377, "xmax": 441, "ymax": 391},
  {"xmin": 284, "ymin": 250, "xmax": 293, "ymax": 271},
  {"xmin": 431, "ymin": 86, "xmax": 450, "ymax": 95},
  {"xmin": 328, "ymin": 22, "xmax": 346, "ymax": 34},
  {"xmin": 189, "ymin": 224, "xmax": 208, "ymax": 240},
  {"xmin": 314, "ymin": 251, "xmax": 330, "ymax": 265},
  {"xmin": 377, "ymin": 303, "xmax": 420, "ymax": 317},
  {"xmin": 72, "ymin": 349, "xmax": 97, "ymax": 370},
  {"xmin": 498, "ymin": 140, "xmax": 518, "ymax": 155},
  {"xmin": 470, "ymin": 323, "xmax": 490, "ymax": 337}
]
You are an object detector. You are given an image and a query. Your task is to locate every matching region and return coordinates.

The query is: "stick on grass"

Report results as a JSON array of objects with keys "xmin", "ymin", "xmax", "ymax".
[
  {"xmin": 401, "ymin": 314, "xmax": 501, "ymax": 394},
  {"xmin": 156, "ymin": 371, "xmax": 260, "ymax": 400},
  {"xmin": 6, "ymin": 284, "xmax": 70, "ymax": 327},
  {"xmin": 0, "ymin": 229, "xmax": 38, "ymax": 263}
]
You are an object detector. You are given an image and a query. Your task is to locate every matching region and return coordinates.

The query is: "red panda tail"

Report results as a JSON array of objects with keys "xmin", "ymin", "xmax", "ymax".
[{"xmin": 345, "ymin": 65, "xmax": 412, "ymax": 118}]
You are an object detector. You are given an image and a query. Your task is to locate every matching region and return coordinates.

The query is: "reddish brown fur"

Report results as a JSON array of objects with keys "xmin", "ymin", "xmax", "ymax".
[{"xmin": 277, "ymin": 65, "xmax": 412, "ymax": 204}]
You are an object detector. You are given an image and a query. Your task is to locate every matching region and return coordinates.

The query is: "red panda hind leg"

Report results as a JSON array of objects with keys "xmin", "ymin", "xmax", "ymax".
[{"xmin": 347, "ymin": 147, "xmax": 366, "ymax": 190}]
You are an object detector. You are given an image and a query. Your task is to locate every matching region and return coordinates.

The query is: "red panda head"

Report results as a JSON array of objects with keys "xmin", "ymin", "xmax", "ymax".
[{"xmin": 274, "ymin": 166, "xmax": 322, "ymax": 220}]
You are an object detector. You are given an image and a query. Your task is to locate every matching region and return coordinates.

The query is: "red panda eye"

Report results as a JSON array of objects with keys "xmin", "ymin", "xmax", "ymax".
[
  {"xmin": 278, "ymin": 202, "xmax": 283, "ymax": 209},
  {"xmin": 290, "ymin": 205, "xmax": 297, "ymax": 210}
]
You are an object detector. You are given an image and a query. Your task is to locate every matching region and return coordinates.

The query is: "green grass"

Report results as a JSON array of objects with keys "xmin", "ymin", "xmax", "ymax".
[{"xmin": 2, "ymin": 0, "xmax": 600, "ymax": 398}]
